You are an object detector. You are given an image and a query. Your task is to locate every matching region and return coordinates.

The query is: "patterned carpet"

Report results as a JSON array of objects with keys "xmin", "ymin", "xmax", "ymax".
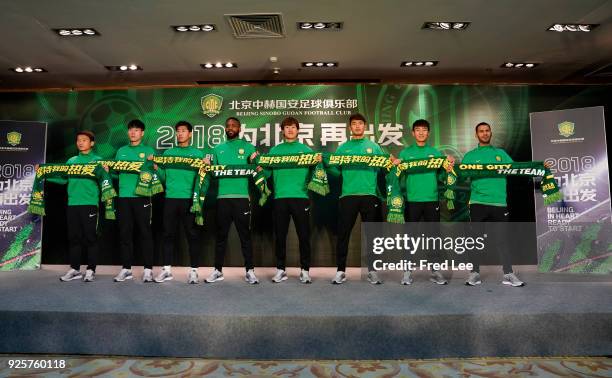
[{"xmin": 0, "ymin": 356, "xmax": 611, "ymax": 377}]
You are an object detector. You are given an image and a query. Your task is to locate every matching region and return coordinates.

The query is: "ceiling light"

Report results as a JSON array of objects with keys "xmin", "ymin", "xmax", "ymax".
[
  {"xmin": 298, "ymin": 22, "xmax": 343, "ymax": 31},
  {"xmin": 11, "ymin": 66, "xmax": 47, "ymax": 73},
  {"xmin": 200, "ymin": 62, "xmax": 237, "ymax": 69},
  {"xmin": 401, "ymin": 61, "xmax": 438, "ymax": 67},
  {"xmin": 547, "ymin": 23, "xmax": 598, "ymax": 32},
  {"xmin": 301, "ymin": 62, "xmax": 338, "ymax": 68},
  {"xmin": 304, "ymin": 62, "xmax": 314, "ymax": 67},
  {"xmin": 501, "ymin": 62, "xmax": 539, "ymax": 68},
  {"xmin": 106, "ymin": 65, "xmax": 143, "ymax": 72},
  {"xmin": 54, "ymin": 28, "xmax": 100, "ymax": 37},
  {"xmin": 172, "ymin": 24, "xmax": 216, "ymax": 32},
  {"xmin": 423, "ymin": 22, "xmax": 470, "ymax": 30}
]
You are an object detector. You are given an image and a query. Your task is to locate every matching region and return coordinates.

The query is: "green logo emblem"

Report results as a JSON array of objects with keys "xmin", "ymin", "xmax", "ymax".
[
  {"xmin": 7, "ymin": 131, "xmax": 21, "ymax": 146},
  {"xmin": 201, "ymin": 94, "xmax": 223, "ymax": 118},
  {"xmin": 558, "ymin": 121, "xmax": 574, "ymax": 138}
]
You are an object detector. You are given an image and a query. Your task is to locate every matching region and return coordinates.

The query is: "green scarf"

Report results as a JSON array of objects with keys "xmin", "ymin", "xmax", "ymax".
[
  {"xmin": 256, "ymin": 153, "xmax": 330, "ymax": 196},
  {"xmin": 98, "ymin": 160, "xmax": 163, "ymax": 197},
  {"xmin": 386, "ymin": 156, "xmax": 452, "ymax": 223},
  {"xmin": 450, "ymin": 161, "xmax": 563, "ymax": 206},
  {"xmin": 28, "ymin": 163, "xmax": 117, "ymax": 219}
]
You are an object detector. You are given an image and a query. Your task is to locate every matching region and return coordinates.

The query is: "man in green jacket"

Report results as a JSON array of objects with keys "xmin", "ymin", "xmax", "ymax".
[
  {"xmin": 394, "ymin": 119, "xmax": 452, "ymax": 285},
  {"xmin": 463, "ymin": 122, "xmax": 524, "ymax": 287},
  {"xmin": 268, "ymin": 117, "xmax": 317, "ymax": 284},
  {"xmin": 206, "ymin": 117, "xmax": 260, "ymax": 284},
  {"xmin": 155, "ymin": 121, "xmax": 204, "ymax": 284},
  {"xmin": 113, "ymin": 120, "xmax": 156, "ymax": 283},
  {"xmin": 57, "ymin": 131, "xmax": 103, "ymax": 282},
  {"xmin": 330, "ymin": 113, "xmax": 384, "ymax": 285}
]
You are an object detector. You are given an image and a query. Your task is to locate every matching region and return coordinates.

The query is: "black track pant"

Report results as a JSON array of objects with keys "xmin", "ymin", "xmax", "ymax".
[
  {"xmin": 67, "ymin": 205, "xmax": 99, "ymax": 271},
  {"xmin": 336, "ymin": 195, "xmax": 381, "ymax": 272},
  {"xmin": 405, "ymin": 201, "xmax": 442, "ymax": 271},
  {"xmin": 162, "ymin": 198, "xmax": 201, "ymax": 268},
  {"xmin": 469, "ymin": 204, "xmax": 513, "ymax": 274},
  {"xmin": 117, "ymin": 197, "xmax": 154, "ymax": 269},
  {"xmin": 214, "ymin": 198, "xmax": 253, "ymax": 271},
  {"xmin": 274, "ymin": 198, "xmax": 311, "ymax": 271}
]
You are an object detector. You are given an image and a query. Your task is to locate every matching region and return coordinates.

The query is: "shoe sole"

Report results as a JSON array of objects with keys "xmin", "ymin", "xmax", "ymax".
[
  {"xmin": 114, "ymin": 275, "xmax": 133, "ymax": 282},
  {"xmin": 272, "ymin": 276, "xmax": 288, "ymax": 283},
  {"xmin": 205, "ymin": 276, "xmax": 224, "ymax": 283},
  {"xmin": 154, "ymin": 276, "xmax": 174, "ymax": 283},
  {"xmin": 368, "ymin": 280, "xmax": 382, "ymax": 285},
  {"xmin": 430, "ymin": 278, "xmax": 448, "ymax": 285},
  {"xmin": 188, "ymin": 280, "xmax": 199, "ymax": 284},
  {"xmin": 401, "ymin": 281, "xmax": 413, "ymax": 285},
  {"xmin": 331, "ymin": 277, "xmax": 347, "ymax": 284},
  {"xmin": 83, "ymin": 277, "xmax": 94, "ymax": 282},
  {"xmin": 300, "ymin": 279, "xmax": 312, "ymax": 284},
  {"xmin": 502, "ymin": 281, "xmax": 525, "ymax": 287},
  {"xmin": 465, "ymin": 281, "xmax": 482, "ymax": 286},
  {"xmin": 60, "ymin": 275, "xmax": 82, "ymax": 282},
  {"xmin": 143, "ymin": 278, "xmax": 153, "ymax": 283},
  {"xmin": 245, "ymin": 279, "xmax": 259, "ymax": 284}
]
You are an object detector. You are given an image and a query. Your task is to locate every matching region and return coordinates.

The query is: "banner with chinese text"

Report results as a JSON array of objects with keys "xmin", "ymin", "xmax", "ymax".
[
  {"xmin": 530, "ymin": 106, "xmax": 612, "ymax": 274},
  {"xmin": 0, "ymin": 120, "xmax": 46, "ymax": 271}
]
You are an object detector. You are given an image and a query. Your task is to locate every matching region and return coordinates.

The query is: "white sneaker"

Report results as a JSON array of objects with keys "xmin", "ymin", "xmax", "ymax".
[
  {"xmin": 299, "ymin": 269, "xmax": 312, "ymax": 284},
  {"xmin": 272, "ymin": 269, "xmax": 288, "ymax": 283},
  {"xmin": 245, "ymin": 269, "xmax": 259, "ymax": 284},
  {"xmin": 401, "ymin": 270, "xmax": 413, "ymax": 285},
  {"xmin": 113, "ymin": 268, "xmax": 133, "ymax": 282},
  {"xmin": 205, "ymin": 269, "xmax": 224, "ymax": 283},
  {"xmin": 331, "ymin": 271, "xmax": 346, "ymax": 284},
  {"xmin": 367, "ymin": 271, "xmax": 383, "ymax": 284},
  {"xmin": 154, "ymin": 267, "xmax": 173, "ymax": 283},
  {"xmin": 502, "ymin": 273, "xmax": 524, "ymax": 287},
  {"xmin": 188, "ymin": 269, "xmax": 199, "ymax": 284},
  {"xmin": 142, "ymin": 268, "xmax": 153, "ymax": 283},
  {"xmin": 83, "ymin": 269, "xmax": 95, "ymax": 282},
  {"xmin": 60, "ymin": 268, "xmax": 82, "ymax": 282},
  {"xmin": 430, "ymin": 270, "xmax": 448, "ymax": 285},
  {"xmin": 465, "ymin": 272, "xmax": 482, "ymax": 286}
]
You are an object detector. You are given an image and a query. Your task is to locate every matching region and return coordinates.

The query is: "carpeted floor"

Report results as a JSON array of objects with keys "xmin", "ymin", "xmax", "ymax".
[{"xmin": 0, "ymin": 355, "xmax": 610, "ymax": 377}]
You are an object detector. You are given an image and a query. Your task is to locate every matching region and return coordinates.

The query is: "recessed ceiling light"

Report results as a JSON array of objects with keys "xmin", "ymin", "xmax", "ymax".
[
  {"xmin": 297, "ymin": 22, "xmax": 343, "ymax": 30},
  {"xmin": 172, "ymin": 24, "xmax": 216, "ymax": 33},
  {"xmin": 401, "ymin": 61, "xmax": 438, "ymax": 67},
  {"xmin": 547, "ymin": 23, "xmax": 598, "ymax": 32},
  {"xmin": 11, "ymin": 66, "xmax": 47, "ymax": 73},
  {"xmin": 106, "ymin": 65, "xmax": 143, "ymax": 72},
  {"xmin": 500, "ymin": 62, "xmax": 539, "ymax": 68},
  {"xmin": 53, "ymin": 28, "xmax": 100, "ymax": 37},
  {"xmin": 423, "ymin": 22, "xmax": 470, "ymax": 30},
  {"xmin": 201, "ymin": 62, "xmax": 237, "ymax": 69},
  {"xmin": 301, "ymin": 62, "xmax": 338, "ymax": 68}
]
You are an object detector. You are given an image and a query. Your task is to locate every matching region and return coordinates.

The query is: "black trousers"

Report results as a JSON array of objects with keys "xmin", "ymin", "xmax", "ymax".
[
  {"xmin": 117, "ymin": 197, "xmax": 154, "ymax": 269},
  {"xmin": 469, "ymin": 204, "xmax": 513, "ymax": 274},
  {"xmin": 66, "ymin": 205, "xmax": 99, "ymax": 271},
  {"xmin": 336, "ymin": 195, "xmax": 381, "ymax": 271},
  {"xmin": 162, "ymin": 198, "xmax": 201, "ymax": 268},
  {"xmin": 274, "ymin": 198, "xmax": 311, "ymax": 270},
  {"xmin": 214, "ymin": 198, "xmax": 253, "ymax": 271},
  {"xmin": 404, "ymin": 201, "xmax": 443, "ymax": 271}
]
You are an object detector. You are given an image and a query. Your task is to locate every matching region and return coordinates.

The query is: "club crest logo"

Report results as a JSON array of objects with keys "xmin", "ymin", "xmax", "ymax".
[
  {"xmin": 447, "ymin": 174, "xmax": 457, "ymax": 185},
  {"xmin": 366, "ymin": 148, "xmax": 373, "ymax": 153},
  {"xmin": 139, "ymin": 153, "xmax": 145, "ymax": 159},
  {"xmin": 495, "ymin": 155, "xmax": 501, "ymax": 162},
  {"xmin": 557, "ymin": 121, "xmax": 574, "ymax": 138},
  {"xmin": 238, "ymin": 148, "xmax": 244, "ymax": 155},
  {"xmin": 201, "ymin": 94, "xmax": 223, "ymax": 118},
  {"xmin": 139, "ymin": 172, "xmax": 152, "ymax": 183},
  {"xmin": 391, "ymin": 196, "xmax": 403, "ymax": 208},
  {"xmin": 7, "ymin": 131, "xmax": 21, "ymax": 146},
  {"xmin": 315, "ymin": 169, "xmax": 326, "ymax": 179}
]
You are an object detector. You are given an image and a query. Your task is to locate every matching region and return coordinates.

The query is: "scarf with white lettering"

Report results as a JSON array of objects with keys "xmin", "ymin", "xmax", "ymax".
[
  {"xmin": 255, "ymin": 153, "xmax": 329, "ymax": 196},
  {"xmin": 28, "ymin": 163, "xmax": 117, "ymax": 219}
]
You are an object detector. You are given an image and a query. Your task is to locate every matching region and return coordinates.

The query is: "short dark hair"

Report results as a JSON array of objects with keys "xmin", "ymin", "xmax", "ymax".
[
  {"xmin": 280, "ymin": 117, "xmax": 300, "ymax": 130},
  {"xmin": 475, "ymin": 122, "xmax": 491, "ymax": 132},
  {"xmin": 412, "ymin": 119, "xmax": 430, "ymax": 131},
  {"xmin": 127, "ymin": 119, "xmax": 145, "ymax": 131},
  {"xmin": 225, "ymin": 117, "xmax": 241, "ymax": 126},
  {"xmin": 349, "ymin": 113, "xmax": 367, "ymax": 124},
  {"xmin": 175, "ymin": 120, "xmax": 193, "ymax": 132},
  {"xmin": 76, "ymin": 130, "xmax": 95, "ymax": 142}
]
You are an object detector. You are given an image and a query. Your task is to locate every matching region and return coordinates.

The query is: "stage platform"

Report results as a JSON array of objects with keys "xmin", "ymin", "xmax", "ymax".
[{"xmin": 1, "ymin": 265, "xmax": 610, "ymax": 360}]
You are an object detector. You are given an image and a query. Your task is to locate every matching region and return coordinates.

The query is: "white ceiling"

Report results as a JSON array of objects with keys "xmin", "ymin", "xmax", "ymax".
[{"xmin": 1, "ymin": 0, "xmax": 611, "ymax": 90}]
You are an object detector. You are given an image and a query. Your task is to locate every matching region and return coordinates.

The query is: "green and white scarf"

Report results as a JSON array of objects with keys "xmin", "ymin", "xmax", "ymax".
[
  {"xmin": 256, "ymin": 153, "xmax": 329, "ymax": 196},
  {"xmin": 28, "ymin": 163, "xmax": 117, "ymax": 219}
]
